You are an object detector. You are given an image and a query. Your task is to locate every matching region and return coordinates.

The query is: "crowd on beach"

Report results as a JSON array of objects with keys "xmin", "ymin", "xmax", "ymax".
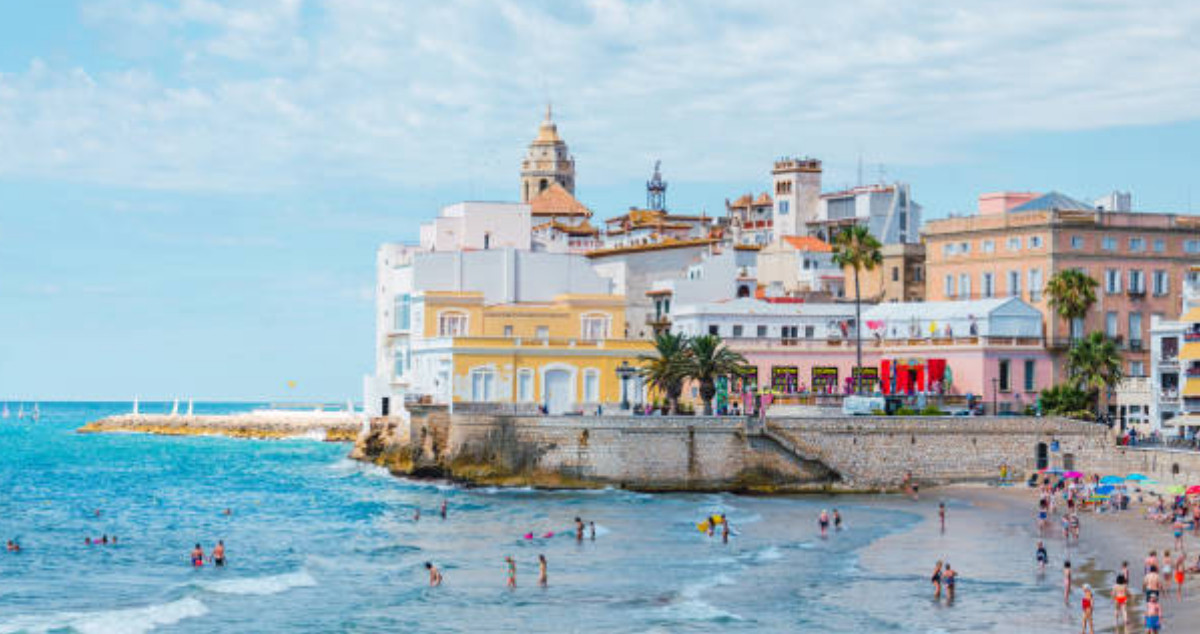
[{"xmin": 1025, "ymin": 469, "xmax": 1200, "ymax": 633}]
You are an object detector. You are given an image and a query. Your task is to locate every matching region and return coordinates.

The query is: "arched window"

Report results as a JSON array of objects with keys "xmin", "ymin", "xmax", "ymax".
[
  {"xmin": 437, "ymin": 311, "xmax": 469, "ymax": 337},
  {"xmin": 539, "ymin": 178, "xmax": 549, "ymax": 193},
  {"xmin": 737, "ymin": 285, "xmax": 751, "ymax": 298}
]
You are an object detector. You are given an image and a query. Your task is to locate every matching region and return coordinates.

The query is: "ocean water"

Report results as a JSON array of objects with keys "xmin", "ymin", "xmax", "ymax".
[{"xmin": 2, "ymin": 403, "xmax": 1091, "ymax": 633}]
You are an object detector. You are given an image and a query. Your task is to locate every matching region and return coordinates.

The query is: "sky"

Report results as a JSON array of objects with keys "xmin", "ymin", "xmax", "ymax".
[{"xmin": 2, "ymin": 0, "xmax": 1199, "ymax": 401}]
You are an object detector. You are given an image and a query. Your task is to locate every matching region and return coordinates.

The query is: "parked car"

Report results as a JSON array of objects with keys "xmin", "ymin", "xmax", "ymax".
[{"xmin": 842, "ymin": 395, "xmax": 886, "ymax": 416}]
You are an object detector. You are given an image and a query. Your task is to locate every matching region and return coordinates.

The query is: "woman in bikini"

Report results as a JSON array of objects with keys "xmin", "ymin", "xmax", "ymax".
[
  {"xmin": 931, "ymin": 559, "xmax": 944, "ymax": 599},
  {"xmin": 1080, "ymin": 584, "xmax": 1094, "ymax": 634},
  {"xmin": 1112, "ymin": 574, "xmax": 1128, "ymax": 630}
]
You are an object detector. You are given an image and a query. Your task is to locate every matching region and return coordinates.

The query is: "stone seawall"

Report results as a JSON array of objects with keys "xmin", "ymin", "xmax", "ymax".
[
  {"xmin": 80, "ymin": 412, "xmax": 362, "ymax": 442},
  {"xmin": 353, "ymin": 410, "xmax": 1115, "ymax": 491}
]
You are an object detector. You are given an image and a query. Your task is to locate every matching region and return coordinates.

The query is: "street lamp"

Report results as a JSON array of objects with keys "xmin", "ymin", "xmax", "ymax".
[
  {"xmin": 991, "ymin": 377, "xmax": 999, "ymax": 416},
  {"xmin": 616, "ymin": 361, "xmax": 637, "ymax": 411}
]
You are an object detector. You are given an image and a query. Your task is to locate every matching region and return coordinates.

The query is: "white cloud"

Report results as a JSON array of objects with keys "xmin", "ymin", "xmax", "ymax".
[{"xmin": 2, "ymin": 0, "xmax": 1199, "ymax": 192}]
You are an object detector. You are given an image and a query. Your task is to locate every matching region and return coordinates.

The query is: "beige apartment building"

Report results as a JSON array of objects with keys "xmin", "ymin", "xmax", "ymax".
[{"xmin": 924, "ymin": 192, "xmax": 1200, "ymax": 377}]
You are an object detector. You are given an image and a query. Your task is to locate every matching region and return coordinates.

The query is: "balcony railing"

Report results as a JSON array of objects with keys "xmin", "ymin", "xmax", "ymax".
[
  {"xmin": 1130, "ymin": 339, "xmax": 1144, "ymax": 351},
  {"xmin": 1127, "ymin": 287, "xmax": 1146, "ymax": 298}
]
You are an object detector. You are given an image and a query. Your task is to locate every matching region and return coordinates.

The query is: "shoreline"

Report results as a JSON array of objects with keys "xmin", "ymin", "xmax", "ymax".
[{"xmin": 78, "ymin": 412, "xmax": 361, "ymax": 442}]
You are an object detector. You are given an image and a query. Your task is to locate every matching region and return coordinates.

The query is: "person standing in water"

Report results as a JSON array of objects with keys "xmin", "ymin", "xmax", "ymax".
[
  {"xmin": 1063, "ymin": 560, "xmax": 1072, "ymax": 604},
  {"xmin": 1036, "ymin": 541, "xmax": 1048, "ymax": 572},
  {"xmin": 538, "ymin": 554, "xmax": 548, "ymax": 587},
  {"xmin": 575, "ymin": 517, "xmax": 584, "ymax": 542},
  {"xmin": 425, "ymin": 562, "xmax": 442, "ymax": 587},
  {"xmin": 833, "ymin": 509, "xmax": 842, "ymax": 531},
  {"xmin": 505, "ymin": 556, "xmax": 517, "ymax": 588},
  {"xmin": 931, "ymin": 559, "xmax": 944, "ymax": 599},
  {"xmin": 440, "ymin": 499, "xmax": 447, "ymax": 520},
  {"xmin": 943, "ymin": 563, "xmax": 957, "ymax": 601},
  {"xmin": 938, "ymin": 502, "xmax": 946, "ymax": 532},
  {"xmin": 589, "ymin": 521, "xmax": 596, "ymax": 541},
  {"xmin": 818, "ymin": 510, "xmax": 830, "ymax": 537},
  {"xmin": 1145, "ymin": 593, "xmax": 1162, "ymax": 632},
  {"xmin": 1113, "ymin": 573, "xmax": 1129, "ymax": 630},
  {"xmin": 1174, "ymin": 550, "xmax": 1186, "ymax": 599},
  {"xmin": 191, "ymin": 544, "xmax": 205, "ymax": 567},
  {"xmin": 1080, "ymin": 584, "xmax": 1094, "ymax": 634},
  {"xmin": 1144, "ymin": 565, "xmax": 1162, "ymax": 603},
  {"xmin": 721, "ymin": 514, "xmax": 731, "ymax": 544},
  {"xmin": 413, "ymin": 508, "xmax": 420, "ymax": 522},
  {"xmin": 212, "ymin": 540, "xmax": 226, "ymax": 567}
]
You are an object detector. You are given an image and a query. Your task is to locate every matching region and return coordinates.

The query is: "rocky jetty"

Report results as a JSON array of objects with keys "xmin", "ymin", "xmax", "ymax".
[{"xmin": 79, "ymin": 411, "xmax": 362, "ymax": 442}]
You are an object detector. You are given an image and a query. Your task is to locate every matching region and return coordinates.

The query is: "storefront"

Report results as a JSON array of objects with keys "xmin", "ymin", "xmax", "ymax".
[
  {"xmin": 880, "ymin": 358, "xmax": 948, "ymax": 395},
  {"xmin": 772, "ymin": 366, "xmax": 799, "ymax": 393},
  {"xmin": 812, "ymin": 366, "xmax": 839, "ymax": 394}
]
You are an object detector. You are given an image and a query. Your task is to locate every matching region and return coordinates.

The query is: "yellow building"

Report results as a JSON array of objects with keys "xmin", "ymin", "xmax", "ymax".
[{"xmin": 410, "ymin": 290, "xmax": 652, "ymax": 412}]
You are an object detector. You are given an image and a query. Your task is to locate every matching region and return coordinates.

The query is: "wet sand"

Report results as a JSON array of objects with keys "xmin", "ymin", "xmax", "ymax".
[{"xmin": 858, "ymin": 483, "xmax": 1200, "ymax": 632}]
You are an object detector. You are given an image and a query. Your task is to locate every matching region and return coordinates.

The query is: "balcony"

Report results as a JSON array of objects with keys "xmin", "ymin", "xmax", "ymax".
[
  {"xmin": 1127, "ymin": 287, "xmax": 1146, "ymax": 299},
  {"xmin": 1130, "ymin": 339, "xmax": 1144, "ymax": 352},
  {"xmin": 645, "ymin": 314, "xmax": 671, "ymax": 327}
]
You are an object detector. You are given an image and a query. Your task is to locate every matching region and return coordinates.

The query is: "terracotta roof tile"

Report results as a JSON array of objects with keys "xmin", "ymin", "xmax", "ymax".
[
  {"xmin": 529, "ymin": 182, "xmax": 592, "ymax": 217},
  {"xmin": 782, "ymin": 235, "xmax": 833, "ymax": 253}
]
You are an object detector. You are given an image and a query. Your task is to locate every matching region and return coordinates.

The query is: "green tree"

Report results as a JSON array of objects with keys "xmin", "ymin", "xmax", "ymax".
[
  {"xmin": 1037, "ymin": 384, "xmax": 1091, "ymax": 416},
  {"xmin": 638, "ymin": 332, "xmax": 690, "ymax": 414},
  {"xmin": 831, "ymin": 225, "xmax": 882, "ymax": 393},
  {"xmin": 1066, "ymin": 331, "xmax": 1124, "ymax": 415},
  {"xmin": 684, "ymin": 334, "xmax": 749, "ymax": 415},
  {"xmin": 1045, "ymin": 269, "xmax": 1099, "ymax": 342}
]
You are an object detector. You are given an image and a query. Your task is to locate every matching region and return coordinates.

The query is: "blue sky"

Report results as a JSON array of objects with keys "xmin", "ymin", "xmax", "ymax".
[{"xmin": 2, "ymin": 0, "xmax": 1200, "ymax": 401}]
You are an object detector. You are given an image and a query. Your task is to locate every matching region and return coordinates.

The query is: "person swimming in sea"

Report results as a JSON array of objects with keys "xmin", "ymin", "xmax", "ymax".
[
  {"xmin": 212, "ymin": 540, "xmax": 226, "ymax": 567},
  {"xmin": 425, "ymin": 562, "xmax": 442, "ymax": 587},
  {"xmin": 5, "ymin": 540, "xmax": 19, "ymax": 552},
  {"xmin": 538, "ymin": 554, "xmax": 547, "ymax": 587},
  {"xmin": 191, "ymin": 544, "xmax": 205, "ymax": 567},
  {"xmin": 413, "ymin": 508, "xmax": 420, "ymax": 522},
  {"xmin": 505, "ymin": 556, "xmax": 516, "ymax": 588}
]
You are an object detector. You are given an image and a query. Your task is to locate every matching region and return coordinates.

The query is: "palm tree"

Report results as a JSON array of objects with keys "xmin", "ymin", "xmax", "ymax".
[
  {"xmin": 685, "ymin": 334, "xmax": 749, "ymax": 415},
  {"xmin": 638, "ymin": 332, "xmax": 690, "ymax": 414},
  {"xmin": 831, "ymin": 226, "xmax": 882, "ymax": 394},
  {"xmin": 1045, "ymin": 269, "xmax": 1099, "ymax": 343},
  {"xmin": 1066, "ymin": 331, "xmax": 1123, "ymax": 416}
]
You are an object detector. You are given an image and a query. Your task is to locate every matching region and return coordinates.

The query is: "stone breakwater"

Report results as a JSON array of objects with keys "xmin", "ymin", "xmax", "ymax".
[
  {"xmin": 79, "ymin": 412, "xmax": 362, "ymax": 442},
  {"xmin": 351, "ymin": 407, "xmax": 1114, "ymax": 492}
]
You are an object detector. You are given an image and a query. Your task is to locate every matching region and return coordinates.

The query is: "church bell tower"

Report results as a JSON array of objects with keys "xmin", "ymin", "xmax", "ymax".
[{"xmin": 520, "ymin": 105, "xmax": 576, "ymax": 203}]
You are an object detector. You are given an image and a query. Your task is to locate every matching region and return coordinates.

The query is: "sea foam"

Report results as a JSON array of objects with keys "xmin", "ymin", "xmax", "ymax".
[
  {"xmin": 0, "ymin": 597, "xmax": 208, "ymax": 634},
  {"xmin": 200, "ymin": 569, "xmax": 317, "ymax": 596}
]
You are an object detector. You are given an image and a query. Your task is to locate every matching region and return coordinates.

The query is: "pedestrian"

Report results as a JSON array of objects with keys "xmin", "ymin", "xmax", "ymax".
[
  {"xmin": 1113, "ymin": 573, "xmax": 1129, "ymax": 629},
  {"xmin": 538, "ymin": 554, "xmax": 548, "ymax": 587},
  {"xmin": 931, "ymin": 559, "xmax": 944, "ymax": 599},
  {"xmin": 506, "ymin": 556, "xmax": 517, "ymax": 588},
  {"xmin": 1080, "ymin": 584, "xmax": 1094, "ymax": 634},
  {"xmin": 1063, "ymin": 560, "xmax": 1072, "ymax": 604}
]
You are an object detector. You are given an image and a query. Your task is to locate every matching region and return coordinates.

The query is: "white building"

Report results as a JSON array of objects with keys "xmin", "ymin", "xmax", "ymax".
[
  {"xmin": 1148, "ymin": 266, "xmax": 1200, "ymax": 436},
  {"xmin": 645, "ymin": 247, "xmax": 759, "ymax": 334},
  {"xmin": 419, "ymin": 201, "xmax": 532, "ymax": 252},
  {"xmin": 861, "ymin": 297, "xmax": 1043, "ymax": 341},
  {"xmin": 671, "ymin": 298, "xmax": 857, "ymax": 341},
  {"xmin": 770, "ymin": 157, "xmax": 823, "ymax": 239},
  {"xmin": 364, "ymin": 247, "xmax": 614, "ymax": 416},
  {"xmin": 809, "ymin": 183, "xmax": 922, "ymax": 245},
  {"xmin": 756, "ymin": 236, "xmax": 846, "ymax": 299}
]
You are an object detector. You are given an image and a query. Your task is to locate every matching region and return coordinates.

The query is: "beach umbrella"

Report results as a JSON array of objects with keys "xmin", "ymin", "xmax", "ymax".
[
  {"xmin": 1187, "ymin": 485, "xmax": 1200, "ymax": 496},
  {"xmin": 1100, "ymin": 475, "xmax": 1125, "ymax": 484},
  {"xmin": 1168, "ymin": 485, "xmax": 1186, "ymax": 495},
  {"xmin": 1063, "ymin": 471, "xmax": 1084, "ymax": 479},
  {"xmin": 1126, "ymin": 473, "xmax": 1149, "ymax": 481},
  {"xmin": 1096, "ymin": 485, "xmax": 1115, "ymax": 495}
]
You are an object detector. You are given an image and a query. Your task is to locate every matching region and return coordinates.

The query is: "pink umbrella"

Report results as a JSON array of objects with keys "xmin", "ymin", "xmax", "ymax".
[
  {"xmin": 1063, "ymin": 471, "xmax": 1084, "ymax": 479},
  {"xmin": 1186, "ymin": 485, "xmax": 1200, "ymax": 496}
]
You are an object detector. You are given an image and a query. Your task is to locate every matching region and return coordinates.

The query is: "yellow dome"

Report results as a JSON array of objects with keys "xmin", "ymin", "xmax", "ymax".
[{"xmin": 535, "ymin": 104, "xmax": 562, "ymax": 143}]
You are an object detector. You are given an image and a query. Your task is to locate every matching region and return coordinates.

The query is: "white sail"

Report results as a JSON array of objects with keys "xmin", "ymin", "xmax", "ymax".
[
  {"xmin": 187, "ymin": 399, "xmax": 194, "ymax": 416},
  {"xmin": 2, "ymin": 402, "xmax": 9, "ymax": 419},
  {"xmin": 133, "ymin": 397, "xmax": 139, "ymax": 415},
  {"xmin": 17, "ymin": 403, "xmax": 25, "ymax": 419},
  {"xmin": 31, "ymin": 403, "xmax": 40, "ymax": 422},
  {"xmin": 170, "ymin": 398, "xmax": 179, "ymax": 416}
]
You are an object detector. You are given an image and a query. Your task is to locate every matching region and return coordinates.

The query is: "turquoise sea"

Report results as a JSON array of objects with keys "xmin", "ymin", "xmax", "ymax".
[{"xmin": 2, "ymin": 403, "xmax": 1098, "ymax": 633}]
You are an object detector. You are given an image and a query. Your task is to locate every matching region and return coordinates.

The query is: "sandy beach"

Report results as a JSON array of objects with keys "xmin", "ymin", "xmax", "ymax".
[{"xmin": 856, "ymin": 482, "xmax": 1200, "ymax": 632}]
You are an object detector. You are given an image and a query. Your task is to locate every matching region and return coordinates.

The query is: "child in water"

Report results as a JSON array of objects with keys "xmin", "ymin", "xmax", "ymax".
[
  {"xmin": 191, "ymin": 544, "xmax": 205, "ymax": 567},
  {"xmin": 1145, "ymin": 593, "xmax": 1162, "ymax": 632}
]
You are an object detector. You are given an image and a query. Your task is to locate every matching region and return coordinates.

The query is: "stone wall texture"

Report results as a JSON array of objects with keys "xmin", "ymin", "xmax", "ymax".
[{"xmin": 355, "ymin": 410, "xmax": 1123, "ymax": 491}]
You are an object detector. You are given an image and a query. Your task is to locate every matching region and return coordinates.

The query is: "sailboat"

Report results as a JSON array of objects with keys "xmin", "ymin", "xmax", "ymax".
[
  {"xmin": 17, "ymin": 403, "xmax": 25, "ymax": 420},
  {"xmin": 2, "ymin": 402, "xmax": 9, "ymax": 419},
  {"xmin": 31, "ymin": 403, "xmax": 40, "ymax": 423}
]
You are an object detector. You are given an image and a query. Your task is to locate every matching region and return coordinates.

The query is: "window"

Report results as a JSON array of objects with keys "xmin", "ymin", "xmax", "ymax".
[
  {"xmin": 437, "ymin": 311, "xmax": 469, "ymax": 337},
  {"xmin": 392, "ymin": 344, "xmax": 408, "ymax": 379},
  {"xmin": 1102, "ymin": 236, "xmax": 1117, "ymax": 251},
  {"xmin": 1024, "ymin": 359, "xmax": 1036, "ymax": 392},
  {"xmin": 732, "ymin": 325, "xmax": 744, "ymax": 337},
  {"xmin": 503, "ymin": 325, "xmax": 514, "ymax": 337},
  {"xmin": 804, "ymin": 325, "xmax": 815, "ymax": 338},
  {"xmin": 1105, "ymin": 311, "xmax": 1119, "ymax": 338},
  {"xmin": 943, "ymin": 243, "xmax": 956, "ymax": 258},
  {"xmin": 1070, "ymin": 235, "xmax": 1085, "ymax": 249},
  {"xmin": 1128, "ymin": 269, "xmax": 1145, "ymax": 294},
  {"xmin": 393, "ymin": 294, "xmax": 411, "ymax": 331},
  {"xmin": 1154, "ymin": 270, "xmax": 1169, "ymax": 296},
  {"xmin": 1029, "ymin": 235, "xmax": 1044, "ymax": 248},
  {"xmin": 892, "ymin": 266, "xmax": 899, "ymax": 282},
  {"xmin": 535, "ymin": 325, "xmax": 550, "ymax": 339},
  {"xmin": 959, "ymin": 274, "xmax": 971, "ymax": 299},
  {"xmin": 998, "ymin": 359, "xmax": 1011, "ymax": 392},
  {"xmin": 982, "ymin": 240, "xmax": 995, "ymax": 254},
  {"xmin": 1070, "ymin": 317, "xmax": 1084, "ymax": 341},
  {"xmin": 944, "ymin": 274, "xmax": 955, "ymax": 298},
  {"xmin": 517, "ymin": 370, "xmax": 534, "ymax": 402},
  {"xmin": 1130, "ymin": 237, "xmax": 1145, "ymax": 252},
  {"xmin": 778, "ymin": 200, "xmax": 790, "ymax": 215},
  {"xmin": 470, "ymin": 367, "xmax": 495, "ymax": 402},
  {"xmin": 582, "ymin": 314, "xmax": 611, "ymax": 340},
  {"xmin": 1028, "ymin": 268, "xmax": 1043, "ymax": 301},
  {"xmin": 1131, "ymin": 361, "xmax": 1145, "ymax": 376},
  {"xmin": 757, "ymin": 325, "xmax": 768, "ymax": 337},
  {"xmin": 1187, "ymin": 240, "xmax": 1200, "ymax": 254},
  {"xmin": 1104, "ymin": 269, "xmax": 1121, "ymax": 294},
  {"xmin": 959, "ymin": 241, "xmax": 970, "ymax": 254},
  {"xmin": 781, "ymin": 325, "xmax": 798, "ymax": 341},
  {"xmin": 1154, "ymin": 238, "xmax": 1166, "ymax": 253},
  {"xmin": 1129, "ymin": 312, "xmax": 1143, "ymax": 345},
  {"xmin": 1008, "ymin": 270, "xmax": 1021, "ymax": 298},
  {"xmin": 982, "ymin": 272, "xmax": 995, "ymax": 298},
  {"xmin": 583, "ymin": 369, "xmax": 600, "ymax": 403},
  {"xmin": 709, "ymin": 325, "xmax": 720, "ymax": 336},
  {"xmin": 1007, "ymin": 237, "xmax": 1021, "ymax": 251}
]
